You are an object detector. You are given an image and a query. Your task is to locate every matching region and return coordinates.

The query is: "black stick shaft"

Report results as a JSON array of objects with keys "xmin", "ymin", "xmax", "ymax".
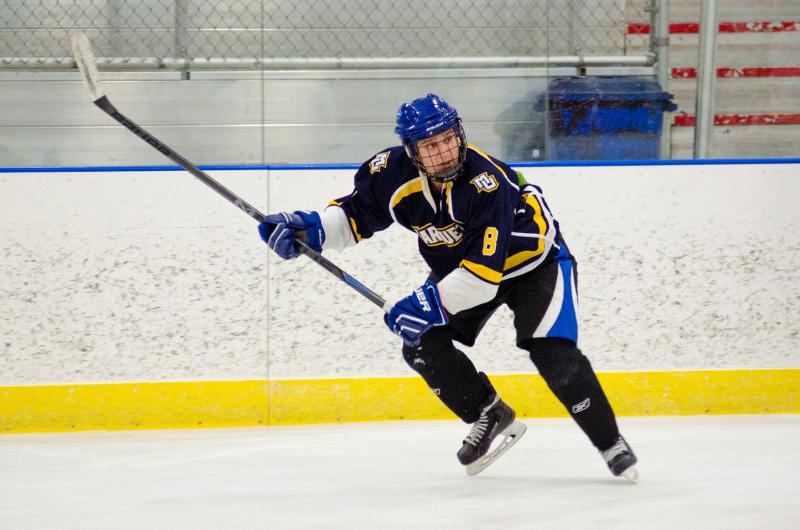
[
  {"xmin": 95, "ymin": 96, "xmax": 264, "ymax": 223},
  {"xmin": 93, "ymin": 95, "xmax": 387, "ymax": 310}
]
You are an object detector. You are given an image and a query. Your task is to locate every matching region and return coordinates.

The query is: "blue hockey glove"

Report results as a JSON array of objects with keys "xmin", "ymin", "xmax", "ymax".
[
  {"xmin": 384, "ymin": 280, "xmax": 448, "ymax": 347},
  {"xmin": 259, "ymin": 210, "xmax": 324, "ymax": 260}
]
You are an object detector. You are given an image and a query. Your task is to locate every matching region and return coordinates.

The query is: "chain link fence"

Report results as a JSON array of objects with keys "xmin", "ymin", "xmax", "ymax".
[{"xmin": 1, "ymin": 0, "xmax": 654, "ymax": 69}]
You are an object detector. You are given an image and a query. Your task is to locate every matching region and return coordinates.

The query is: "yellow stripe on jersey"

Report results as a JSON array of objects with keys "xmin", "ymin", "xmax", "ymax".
[
  {"xmin": 504, "ymin": 250, "xmax": 541, "ymax": 270},
  {"xmin": 468, "ymin": 144, "xmax": 510, "ymax": 183},
  {"xmin": 390, "ymin": 178, "xmax": 423, "ymax": 210},
  {"xmin": 444, "ymin": 181, "xmax": 455, "ymax": 220},
  {"xmin": 526, "ymin": 191, "xmax": 548, "ymax": 236},
  {"xmin": 503, "ymin": 192, "xmax": 549, "ymax": 270},
  {"xmin": 349, "ymin": 217, "xmax": 363, "ymax": 242},
  {"xmin": 460, "ymin": 259, "xmax": 503, "ymax": 284}
]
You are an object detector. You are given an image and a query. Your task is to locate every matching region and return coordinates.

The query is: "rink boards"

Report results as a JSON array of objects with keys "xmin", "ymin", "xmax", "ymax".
[
  {"xmin": 1, "ymin": 162, "xmax": 798, "ymax": 432},
  {"xmin": 1, "ymin": 369, "xmax": 799, "ymax": 433}
]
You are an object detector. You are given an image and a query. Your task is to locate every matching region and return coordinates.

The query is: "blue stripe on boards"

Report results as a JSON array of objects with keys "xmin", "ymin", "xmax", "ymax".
[
  {"xmin": 512, "ymin": 157, "xmax": 800, "ymax": 168},
  {"xmin": 2, "ymin": 158, "xmax": 799, "ymax": 174},
  {"xmin": 0, "ymin": 163, "xmax": 361, "ymax": 173}
]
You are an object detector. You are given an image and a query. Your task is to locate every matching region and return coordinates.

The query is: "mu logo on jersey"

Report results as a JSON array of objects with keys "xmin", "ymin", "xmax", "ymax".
[
  {"xmin": 413, "ymin": 222, "xmax": 463, "ymax": 248},
  {"xmin": 369, "ymin": 151, "xmax": 390, "ymax": 174},
  {"xmin": 470, "ymin": 172, "xmax": 499, "ymax": 193}
]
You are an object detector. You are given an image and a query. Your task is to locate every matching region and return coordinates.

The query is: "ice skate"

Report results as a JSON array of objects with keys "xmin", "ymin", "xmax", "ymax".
[
  {"xmin": 457, "ymin": 390, "xmax": 527, "ymax": 476},
  {"xmin": 601, "ymin": 435, "xmax": 638, "ymax": 483}
]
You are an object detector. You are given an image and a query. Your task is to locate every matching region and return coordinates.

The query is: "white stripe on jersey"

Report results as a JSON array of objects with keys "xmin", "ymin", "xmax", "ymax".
[
  {"xmin": 321, "ymin": 205, "xmax": 357, "ymax": 251},
  {"xmin": 510, "ymin": 232, "xmax": 562, "ymax": 248},
  {"xmin": 444, "ymin": 182, "xmax": 462, "ymax": 224},
  {"xmin": 420, "ymin": 173, "xmax": 438, "ymax": 212},
  {"xmin": 436, "ymin": 267, "xmax": 499, "ymax": 314}
]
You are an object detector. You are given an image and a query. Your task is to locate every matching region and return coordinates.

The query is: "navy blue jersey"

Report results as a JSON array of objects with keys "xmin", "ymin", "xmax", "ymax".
[{"xmin": 329, "ymin": 145, "xmax": 561, "ymax": 286}]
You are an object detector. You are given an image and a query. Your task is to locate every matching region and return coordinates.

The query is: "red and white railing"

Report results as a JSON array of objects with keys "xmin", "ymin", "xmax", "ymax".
[{"xmin": 629, "ymin": 21, "xmax": 799, "ymax": 127}]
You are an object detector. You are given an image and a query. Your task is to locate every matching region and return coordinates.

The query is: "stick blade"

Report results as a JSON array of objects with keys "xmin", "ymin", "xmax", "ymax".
[{"xmin": 70, "ymin": 31, "xmax": 104, "ymax": 101}]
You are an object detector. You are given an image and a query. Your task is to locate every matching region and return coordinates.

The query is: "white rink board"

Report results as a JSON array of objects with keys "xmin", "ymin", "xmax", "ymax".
[{"xmin": 1, "ymin": 163, "xmax": 798, "ymax": 384}]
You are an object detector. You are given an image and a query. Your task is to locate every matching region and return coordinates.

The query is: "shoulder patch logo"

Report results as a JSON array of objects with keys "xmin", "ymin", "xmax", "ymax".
[
  {"xmin": 369, "ymin": 151, "xmax": 391, "ymax": 174},
  {"xmin": 470, "ymin": 172, "xmax": 499, "ymax": 193}
]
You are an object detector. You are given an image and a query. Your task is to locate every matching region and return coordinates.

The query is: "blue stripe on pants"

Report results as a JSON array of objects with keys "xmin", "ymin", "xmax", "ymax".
[{"xmin": 546, "ymin": 247, "xmax": 578, "ymax": 343}]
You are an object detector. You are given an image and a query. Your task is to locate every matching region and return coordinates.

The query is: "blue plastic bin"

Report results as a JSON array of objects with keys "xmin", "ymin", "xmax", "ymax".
[{"xmin": 538, "ymin": 76, "xmax": 677, "ymax": 160}]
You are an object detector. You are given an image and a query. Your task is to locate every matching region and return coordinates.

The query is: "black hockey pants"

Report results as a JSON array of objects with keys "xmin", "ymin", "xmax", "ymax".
[{"xmin": 402, "ymin": 333, "xmax": 620, "ymax": 451}]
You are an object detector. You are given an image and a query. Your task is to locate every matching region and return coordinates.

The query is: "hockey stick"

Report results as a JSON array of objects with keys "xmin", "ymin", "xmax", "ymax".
[{"xmin": 70, "ymin": 31, "xmax": 389, "ymax": 312}]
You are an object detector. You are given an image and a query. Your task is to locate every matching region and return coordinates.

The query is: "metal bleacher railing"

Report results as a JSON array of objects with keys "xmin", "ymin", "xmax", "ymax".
[{"xmin": 0, "ymin": 0, "xmax": 659, "ymax": 70}]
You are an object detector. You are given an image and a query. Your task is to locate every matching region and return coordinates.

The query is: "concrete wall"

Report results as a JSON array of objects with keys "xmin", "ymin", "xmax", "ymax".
[{"xmin": 2, "ymin": 162, "xmax": 798, "ymax": 386}]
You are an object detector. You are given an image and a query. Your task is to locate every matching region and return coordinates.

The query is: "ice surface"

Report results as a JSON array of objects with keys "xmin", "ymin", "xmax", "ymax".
[{"xmin": 1, "ymin": 415, "xmax": 798, "ymax": 529}]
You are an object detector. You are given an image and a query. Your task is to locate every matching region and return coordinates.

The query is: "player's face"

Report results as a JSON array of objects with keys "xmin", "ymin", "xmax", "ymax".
[{"xmin": 416, "ymin": 129, "xmax": 460, "ymax": 176}]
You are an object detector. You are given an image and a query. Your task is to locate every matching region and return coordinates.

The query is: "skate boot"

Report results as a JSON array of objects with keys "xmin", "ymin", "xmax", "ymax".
[
  {"xmin": 601, "ymin": 435, "xmax": 638, "ymax": 483},
  {"xmin": 456, "ymin": 374, "xmax": 527, "ymax": 476}
]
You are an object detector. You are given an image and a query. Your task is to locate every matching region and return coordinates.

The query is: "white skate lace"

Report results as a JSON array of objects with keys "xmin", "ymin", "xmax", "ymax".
[
  {"xmin": 464, "ymin": 395, "xmax": 500, "ymax": 447},
  {"xmin": 601, "ymin": 438, "xmax": 628, "ymax": 462},
  {"xmin": 464, "ymin": 416, "xmax": 489, "ymax": 447}
]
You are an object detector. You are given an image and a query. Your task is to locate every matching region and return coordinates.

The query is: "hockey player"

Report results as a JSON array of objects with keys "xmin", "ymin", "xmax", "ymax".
[{"xmin": 259, "ymin": 93, "xmax": 638, "ymax": 480}]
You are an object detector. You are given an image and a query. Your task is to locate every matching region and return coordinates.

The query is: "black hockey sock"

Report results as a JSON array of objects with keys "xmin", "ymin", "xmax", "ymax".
[
  {"xmin": 402, "ymin": 328, "xmax": 489, "ymax": 423},
  {"xmin": 523, "ymin": 338, "xmax": 620, "ymax": 451}
]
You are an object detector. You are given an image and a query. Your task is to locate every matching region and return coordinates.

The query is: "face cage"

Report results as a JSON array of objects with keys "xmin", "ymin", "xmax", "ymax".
[{"xmin": 405, "ymin": 123, "xmax": 468, "ymax": 183}]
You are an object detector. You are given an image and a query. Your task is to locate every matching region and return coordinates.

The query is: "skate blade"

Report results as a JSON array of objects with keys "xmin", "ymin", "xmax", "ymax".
[
  {"xmin": 621, "ymin": 465, "xmax": 639, "ymax": 484},
  {"xmin": 465, "ymin": 421, "xmax": 527, "ymax": 476}
]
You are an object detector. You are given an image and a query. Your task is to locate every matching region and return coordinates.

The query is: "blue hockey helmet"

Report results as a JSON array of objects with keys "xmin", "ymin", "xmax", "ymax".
[{"xmin": 394, "ymin": 93, "xmax": 467, "ymax": 182}]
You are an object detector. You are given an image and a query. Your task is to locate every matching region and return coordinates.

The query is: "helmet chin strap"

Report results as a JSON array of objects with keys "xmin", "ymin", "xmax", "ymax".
[{"xmin": 424, "ymin": 164, "xmax": 462, "ymax": 183}]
